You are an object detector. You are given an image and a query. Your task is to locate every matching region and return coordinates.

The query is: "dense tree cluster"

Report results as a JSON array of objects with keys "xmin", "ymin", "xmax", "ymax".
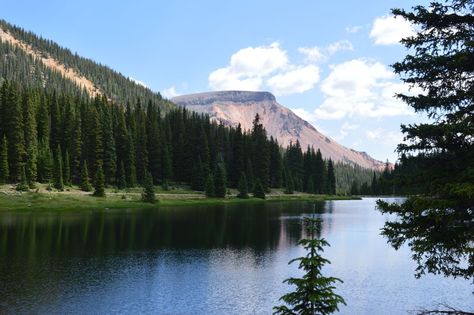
[
  {"xmin": 377, "ymin": 0, "xmax": 474, "ymax": 283},
  {"xmin": 0, "ymin": 19, "xmax": 174, "ymax": 111},
  {"xmin": 0, "ymin": 80, "xmax": 378, "ymax": 196}
]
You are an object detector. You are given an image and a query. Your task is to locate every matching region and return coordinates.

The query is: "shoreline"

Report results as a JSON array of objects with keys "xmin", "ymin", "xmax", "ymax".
[{"xmin": 0, "ymin": 184, "xmax": 360, "ymax": 211}]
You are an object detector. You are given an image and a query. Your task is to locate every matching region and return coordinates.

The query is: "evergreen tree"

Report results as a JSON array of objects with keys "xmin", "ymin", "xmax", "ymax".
[
  {"xmin": 370, "ymin": 172, "xmax": 378, "ymax": 196},
  {"xmin": 314, "ymin": 149, "xmax": 325, "ymax": 194},
  {"xmin": 134, "ymin": 100, "xmax": 149, "ymax": 183},
  {"xmin": 0, "ymin": 135, "xmax": 9, "ymax": 184},
  {"xmin": 350, "ymin": 180, "xmax": 359, "ymax": 196},
  {"xmin": 63, "ymin": 150, "xmax": 71, "ymax": 186},
  {"xmin": 93, "ymin": 164, "xmax": 105, "ymax": 197},
  {"xmin": 53, "ymin": 145, "xmax": 64, "ymax": 191},
  {"xmin": 253, "ymin": 179, "xmax": 265, "ymax": 199},
  {"xmin": 214, "ymin": 158, "xmax": 227, "ymax": 198},
  {"xmin": 22, "ymin": 92, "xmax": 37, "ymax": 187},
  {"xmin": 117, "ymin": 161, "xmax": 127, "ymax": 190},
  {"xmin": 251, "ymin": 114, "xmax": 270, "ymax": 190},
  {"xmin": 326, "ymin": 159, "xmax": 336, "ymax": 195},
  {"xmin": 80, "ymin": 161, "xmax": 92, "ymax": 192},
  {"xmin": 141, "ymin": 171, "xmax": 156, "ymax": 203},
  {"xmin": 37, "ymin": 139, "xmax": 53, "ymax": 183},
  {"xmin": 270, "ymin": 137, "xmax": 283, "ymax": 188},
  {"xmin": 70, "ymin": 116, "xmax": 82, "ymax": 184},
  {"xmin": 36, "ymin": 94, "xmax": 49, "ymax": 143},
  {"xmin": 16, "ymin": 165, "xmax": 29, "ymax": 192},
  {"xmin": 274, "ymin": 217, "xmax": 345, "ymax": 314},
  {"xmin": 232, "ymin": 124, "xmax": 245, "ymax": 187},
  {"xmin": 102, "ymin": 105, "xmax": 117, "ymax": 186},
  {"xmin": 285, "ymin": 172, "xmax": 294, "ymax": 195},
  {"xmin": 306, "ymin": 177, "xmax": 314, "ymax": 194},
  {"xmin": 237, "ymin": 172, "xmax": 249, "ymax": 199},
  {"xmin": 205, "ymin": 174, "xmax": 215, "ymax": 198},
  {"xmin": 5, "ymin": 83, "xmax": 26, "ymax": 181},
  {"xmin": 377, "ymin": 0, "xmax": 474, "ymax": 281}
]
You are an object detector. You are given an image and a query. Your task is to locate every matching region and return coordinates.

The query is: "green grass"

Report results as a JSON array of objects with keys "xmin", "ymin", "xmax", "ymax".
[{"xmin": 0, "ymin": 184, "xmax": 360, "ymax": 211}]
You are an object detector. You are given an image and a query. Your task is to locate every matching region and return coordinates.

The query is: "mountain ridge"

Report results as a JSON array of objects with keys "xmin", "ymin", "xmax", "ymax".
[
  {"xmin": 172, "ymin": 91, "xmax": 386, "ymax": 170},
  {"xmin": 0, "ymin": 19, "xmax": 174, "ymax": 111}
]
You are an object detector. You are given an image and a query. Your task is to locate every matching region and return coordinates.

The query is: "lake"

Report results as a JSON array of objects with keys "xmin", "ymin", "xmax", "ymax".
[{"xmin": 0, "ymin": 198, "xmax": 471, "ymax": 314}]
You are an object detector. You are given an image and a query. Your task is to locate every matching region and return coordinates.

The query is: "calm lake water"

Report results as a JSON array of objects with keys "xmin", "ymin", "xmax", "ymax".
[{"xmin": 0, "ymin": 198, "xmax": 472, "ymax": 314}]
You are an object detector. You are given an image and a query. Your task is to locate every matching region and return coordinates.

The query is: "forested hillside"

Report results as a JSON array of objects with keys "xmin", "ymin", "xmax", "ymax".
[
  {"xmin": 0, "ymin": 19, "xmax": 386, "ymax": 196},
  {"xmin": 0, "ymin": 19, "xmax": 174, "ymax": 111},
  {"xmin": 0, "ymin": 80, "xmax": 378, "ymax": 195}
]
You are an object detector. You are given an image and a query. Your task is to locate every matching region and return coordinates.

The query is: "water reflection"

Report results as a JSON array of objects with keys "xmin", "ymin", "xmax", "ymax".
[
  {"xmin": 1, "ymin": 199, "xmax": 470, "ymax": 314},
  {"xmin": 0, "ymin": 201, "xmax": 324, "ymax": 258}
]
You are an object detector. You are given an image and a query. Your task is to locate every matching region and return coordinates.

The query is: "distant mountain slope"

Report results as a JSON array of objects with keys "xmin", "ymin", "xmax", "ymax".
[
  {"xmin": 0, "ymin": 19, "xmax": 174, "ymax": 110},
  {"xmin": 172, "ymin": 91, "xmax": 385, "ymax": 170}
]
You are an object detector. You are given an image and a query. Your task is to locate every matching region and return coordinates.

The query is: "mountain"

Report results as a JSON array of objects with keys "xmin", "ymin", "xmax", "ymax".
[
  {"xmin": 172, "ymin": 91, "xmax": 385, "ymax": 170},
  {"xmin": 0, "ymin": 19, "xmax": 174, "ymax": 110}
]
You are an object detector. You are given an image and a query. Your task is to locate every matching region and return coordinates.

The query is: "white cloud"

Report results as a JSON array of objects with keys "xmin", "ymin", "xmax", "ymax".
[
  {"xmin": 366, "ymin": 128, "xmax": 403, "ymax": 148},
  {"xmin": 335, "ymin": 122, "xmax": 359, "ymax": 140},
  {"xmin": 298, "ymin": 40, "xmax": 353, "ymax": 63},
  {"xmin": 314, "ymin": 59, "xmax": 415, "ymax": 120},
  {"xmin": 326, "ymin": 40, "xmax": 354, "ymax": 54},
  {"xmin": 345, "ymin": 25, "xmax": 362, "ymax": 34},
  {"xmin": 297, "ymin": 47, "xmax": 325, "ymax": 63},
  {"xmin": 209, "ymin": 42, "xmax": 324, "ymax": 95},
  {"xmin": 161, "ymin": 86, "xmax": 181, "ymax": 99},
  {"xmin": 267, "ymin": 65, "xmax": 320, "ymax": 96},
  {"xmin": 208, "ymin": 42, "xmax": 287, "ymax": 91},
  {"xmin": 370, "ymin": 15, "xmax": 415, "ymax": 45},
  {"xmin": 129, "ymin": 77, "xmax": 148, "ymax": 89}
]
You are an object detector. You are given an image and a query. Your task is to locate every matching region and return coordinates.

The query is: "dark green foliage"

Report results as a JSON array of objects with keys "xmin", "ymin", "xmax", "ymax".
[
  {"xmin": 306, "ymin": 177, "xmax": 314, "ymax": 195},
  {"xmin": 80, "ymin": 161, "xmax": 92, "ymax": 192},
  {"xmin": 205, "ymin": 174, "xmax": 215, "ymax": 198},
  {"xmin": 4, "ymin": 81, "xmax": 26, "ymax": 181},
  {"xmin": 102, "ymin": 105, "xmax": 117, "ymax": 186},
  {"xmin": 0, "ymin": 135, "xmax": 9, "ymax": 183},
  {"xmin": 285, "ymin": 172, "xmax": 294, "ymax": 195},
  {"xmin": 22, "ymin": 91, "xmax": 37, "ymax": 186},
  {"xmin": 117, "ymin": 161, "xmax": 127, "ymax": 190},
  {"xmin": 274, "ymin": 217, "xmax": 345, "ymax": 314},
  {"xmin": 93, "ymin": 164, "xmax": 105, "ymax": 197},
  {"xmin": 0, "ymin": 21, "xmax": 379, "ymax": 201},
  {"xmin": 377, "ymin": 0, "xmax": 474, "ymax": 281},
  {"xmin": 214, "ymin": 157, "xmax": 227, "ymax": 198},
  {"xmin": 326, "ymin": 159, "xmax": 336, "ymax": 195},
  {"xmin": 37, "ymin": 139, "xmax": 53, "ymax": 183},
  {"xmin": 253, "ymin": 179, "xmax": 265, "ymax": 199},
  {"xmin": 350, "ymin": 180, "xmax": 359, "ymax": 196},
  {"xmin": 53, "ymin": 145, "xmax": 64, "ymax": 191},
  {"xmin": 63, "ymin": 150, "xmax": 71, "ymax": 186},
  {"xmin": 141, "ymin": 171, "xmax": 155, "ymax": 203},
  {"xmin": 0, "ymin": 19, "xmax": 174, "ymax": 112},
  {"xmin": 251, "ymin": 114, "xmax": 270, "ymax": 190},
  {"xmin": 237, "ymin": 172, "xmax": 249, "ymax": 199},
  {"xmin": 314, "ymin": 150, "xmax": 325, "ymax": 194},
  {"xmin": 15, "ymin": 165, "xmax": 28, "ymax": 191},
  {"xmin": 270, "ymin": 137, "xmax": 283, "ymax": 188}
]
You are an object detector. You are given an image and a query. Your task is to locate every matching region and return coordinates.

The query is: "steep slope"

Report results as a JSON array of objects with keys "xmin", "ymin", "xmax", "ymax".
[
  {"xmin": 172, "ymin": 91, "xmax": 385, "ymax": 170},
  {"xmin": 0, "ymin": 19, "xmax": 174, "ymax": 110}
]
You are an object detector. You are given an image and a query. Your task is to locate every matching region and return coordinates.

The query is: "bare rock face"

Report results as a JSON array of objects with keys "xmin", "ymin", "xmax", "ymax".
[{"xmin": 172, "ymin": 91, "xmax": 385, "ymax": 170}]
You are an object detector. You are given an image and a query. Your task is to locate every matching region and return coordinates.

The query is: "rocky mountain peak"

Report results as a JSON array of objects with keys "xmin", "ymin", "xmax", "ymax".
[
  {"xmin": 171, "ymin": 91, "xmax": 276, "ymax": 106},
  {"xmin": 172, "ymin": 91, "xmax": 386, "ymax": 170}
]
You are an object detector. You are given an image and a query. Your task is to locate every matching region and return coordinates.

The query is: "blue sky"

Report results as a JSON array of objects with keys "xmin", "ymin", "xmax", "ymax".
[{"xmin": 1, "ymin": 0, "xmax": 430, "ymax": 162}]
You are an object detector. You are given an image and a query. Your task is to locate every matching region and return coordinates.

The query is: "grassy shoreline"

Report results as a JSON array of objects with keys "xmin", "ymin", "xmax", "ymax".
[{"xmin": 0, "ymin": 184, "xmax": 361, "ymax": 211}]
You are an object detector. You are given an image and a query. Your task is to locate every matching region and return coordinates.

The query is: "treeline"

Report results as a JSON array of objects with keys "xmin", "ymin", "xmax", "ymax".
[
  {"xmin": 349, "ymin": 161, "xmax": 397, "ymax": 196},
  {"xmin": 0, "ymin": 19, "xmax": 174, "ymax": 111},
  {"xmin": 0, "ymin": 80, "xmax": 375, "ymax": 195}
]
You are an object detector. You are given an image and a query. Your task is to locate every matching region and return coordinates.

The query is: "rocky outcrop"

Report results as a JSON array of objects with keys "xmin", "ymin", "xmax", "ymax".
[{"xmin": 172, "ymin": 91, "xmax": 385, "ymax": 170}]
